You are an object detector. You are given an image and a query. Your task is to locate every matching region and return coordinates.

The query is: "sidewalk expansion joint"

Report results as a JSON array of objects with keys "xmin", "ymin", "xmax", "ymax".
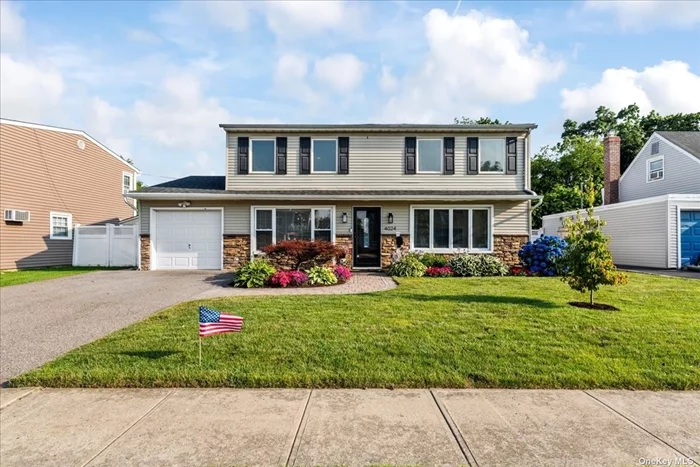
[
  {"xmin": 80, "ymin": 389, "xmax": 174, "ymax": 467},
  {"xmin": 430, "ymin": 390, "xmax": 479, "ymax": 467},
  {"xmin": 0, "ymin": 387, "xmax": 40, "ymax": 410},
  {"xmin": 285, "ymin": 389, "xmax": 313, "ymax": 467},
  {"xmin": 583, "ymin": 390, "xmax": 696, "ymax": 464}
]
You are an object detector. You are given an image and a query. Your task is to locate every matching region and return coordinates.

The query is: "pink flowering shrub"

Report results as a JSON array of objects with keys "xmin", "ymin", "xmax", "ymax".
[
  {"xmin": 333, "ymin": 265, "xmax": 352, "ymax": 282},
  {"xmin": 270, "ymin": 270, "xmax": 309, "ymax": 287},
  {"xmin": 425, "ymin": 266, "xmax": 454, "ymax": 277}
]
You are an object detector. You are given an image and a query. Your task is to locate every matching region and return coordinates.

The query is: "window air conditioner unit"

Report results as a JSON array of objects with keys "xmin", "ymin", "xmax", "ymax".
[{"xmin": 4, "ymin": 209, "xmax": 31, "ymax": 222}]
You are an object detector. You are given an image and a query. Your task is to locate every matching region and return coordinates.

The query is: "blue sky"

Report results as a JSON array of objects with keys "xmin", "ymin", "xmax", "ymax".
[{"xmin": 1, "ymin": 0, "xmax": 699, "ymax": 185}]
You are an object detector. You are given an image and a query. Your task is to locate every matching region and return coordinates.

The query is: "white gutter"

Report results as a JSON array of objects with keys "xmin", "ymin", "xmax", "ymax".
[
  {"xmin": 541, "ymin": 193, "xmax": 700, "ymax": 220},
  {"xmin": 127, "ymin": 192, "xmax": 541, "ymax": 201}
]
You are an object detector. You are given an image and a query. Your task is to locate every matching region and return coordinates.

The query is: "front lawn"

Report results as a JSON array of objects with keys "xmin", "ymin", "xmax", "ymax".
[
  {"xmin": 0, "ymin": 266, "xmax": 120, "ymax": 287},
  {"xmin": 10, "ymin": 274, "xmax": 700, "ymax": 389}
]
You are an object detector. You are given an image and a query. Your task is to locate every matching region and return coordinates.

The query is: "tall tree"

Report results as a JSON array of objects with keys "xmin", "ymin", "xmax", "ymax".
[{"xmin": 562, "ymin": 104, "xmax": 700, "ymax": 172}]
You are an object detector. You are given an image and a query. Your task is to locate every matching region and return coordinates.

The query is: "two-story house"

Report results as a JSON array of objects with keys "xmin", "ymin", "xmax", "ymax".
[
  {"xmin": 130, "ymin": 124, "xmax": 540, "ymax": 271},
  {"xmin": 543, "ymin": 132, "xmax": 700, "ymax": 269},
  {"xmin": 0, "ymin": 119, "xmax": 140, "ymax": 270}
]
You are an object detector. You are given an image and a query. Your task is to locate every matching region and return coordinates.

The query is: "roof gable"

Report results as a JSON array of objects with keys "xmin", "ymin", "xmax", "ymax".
[{"xmin": 656, "ymin": 131, "xmax": 700, "ymax": 160}]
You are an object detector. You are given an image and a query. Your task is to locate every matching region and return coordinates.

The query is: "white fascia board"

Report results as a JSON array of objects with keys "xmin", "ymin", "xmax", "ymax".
[{"xmin": 128, "ymin": 192, "xmax": 541, "ymax": 201}]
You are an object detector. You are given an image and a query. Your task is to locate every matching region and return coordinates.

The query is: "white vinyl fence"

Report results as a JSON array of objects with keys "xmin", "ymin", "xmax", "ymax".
[{"xmin": 72, "ymin": 224, "xmax": 139, "ymax": 267}]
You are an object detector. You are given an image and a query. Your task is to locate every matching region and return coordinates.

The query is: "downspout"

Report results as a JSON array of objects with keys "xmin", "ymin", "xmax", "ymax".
[
  {"xmin": 524, "ymin": 130, "xmax": 544, "ymax": 231},
  {"xmin": 122, "ymin": 194, "xmax": 138, "ymax": 213}
]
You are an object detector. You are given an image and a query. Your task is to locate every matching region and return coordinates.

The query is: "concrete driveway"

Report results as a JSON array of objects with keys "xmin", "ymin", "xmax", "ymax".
[{"xmin": 0, "ymin": 270, "xmax": 233, "ymax": 383}]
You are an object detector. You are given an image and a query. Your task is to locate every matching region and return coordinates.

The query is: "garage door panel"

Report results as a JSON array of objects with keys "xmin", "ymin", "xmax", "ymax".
[
  {"xmin": 680, "ymin": 210, "xmax": 700, "ymax": 266},
  {"xmin": 154, "ymin": 210, "xmax": 222, "ymax": 270}
]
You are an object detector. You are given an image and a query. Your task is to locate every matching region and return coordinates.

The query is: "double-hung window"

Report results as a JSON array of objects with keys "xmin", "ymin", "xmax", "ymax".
[
  {"xmin": 50, "ymin": 212, "xmax": 72, "ymax": 240},
  {"xmin": 648, "ymin": 156, "xmax": 664, "ymax": 182},
  {"xmin": 251, "ymin": 139, "xmax": 275, "ymax": 173},
  {"xmin": 122, "ymin": 173, "xmax": 133, "ymax": 194},
  {"xmin": 312, "ymin": 139, "xmax": 337, "ymax": 172},
  {"xmin": 253, "ymin": 207, "xmax": 335, "ymax": 252},
  {"xmin": 411, "ymin": 206, "xmax": 492, "ymax": 252},
  {"xmin": 417, "ymin": 139, "xmax": 441, "ymax": 173},
  {"xmin": 480, "ymin": 138, "xmax": 506, "ymax": 173}
]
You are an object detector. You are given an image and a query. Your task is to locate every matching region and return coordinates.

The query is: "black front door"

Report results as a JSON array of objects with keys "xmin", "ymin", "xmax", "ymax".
[{"xmin": 353, "ymin": 207, "xmax": 382, "ymax": 268}]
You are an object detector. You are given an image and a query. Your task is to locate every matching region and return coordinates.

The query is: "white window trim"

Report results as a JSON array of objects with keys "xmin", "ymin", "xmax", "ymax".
[
  {"xmin": 250, "ymin": 205, "xmax": 336, "ymax": 255},
  {"xmin": 311, "ymin": 139, "xmax": 338, "ymax": 173},
  {"xmin": 409, "ymin": 205, "xmax": 494, "ymax": 253},
  {"xmin": 49, "ymin": 211, "xmax": 73, "ymax": 240},
  {"xmin": 250, "ymin": 139, "xmax": 276, "ymax": 174},
  {"xmin": 647, "ymin": 155, "xmax": 664, "ymax": 183},
  {"xmin": 122, "ymin": 171, "xmax": 133, "ymax": 194},
  {"xmin": 416, "ymin": 138, "xmax": 443, "ymax": 174},
  {"xmin": 478, "ymin": 137, "xmax": 506, "ymax": 174}
]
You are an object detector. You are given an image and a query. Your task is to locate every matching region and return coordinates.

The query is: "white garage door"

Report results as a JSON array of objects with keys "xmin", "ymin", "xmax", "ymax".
[{"xmin": 154, "ymin": 210, "xmax": 222, "ymax": 270}]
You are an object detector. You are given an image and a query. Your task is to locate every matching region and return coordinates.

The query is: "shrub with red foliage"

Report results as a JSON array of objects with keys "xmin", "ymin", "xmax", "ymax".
[
  {"xmin": 333, "ymin": 264, "xmax": 352, "ymax": 282},
  {"xmin": 270, "ymin": 270, "xmax": 309, "ymax": 287},
  {"xmin": 425, "ymin": 266, "xmax": 454, "ymax": 277},
  {"xmin": 262, "ymin": 240, "xmax": 347, "ymax": 271},
  {"xmin": 510, "ymin": 266, "xmax": 533, "ymax": 276}
]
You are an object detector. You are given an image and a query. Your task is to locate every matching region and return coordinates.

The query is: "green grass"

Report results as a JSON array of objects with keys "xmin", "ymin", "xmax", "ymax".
[
  {"xmin": 10, "ymin": 273, "xmax": 700, "ymax": 390},
  {"xmin": 0, "ymin": 266, "xmax": 121, "ymax": 287}
]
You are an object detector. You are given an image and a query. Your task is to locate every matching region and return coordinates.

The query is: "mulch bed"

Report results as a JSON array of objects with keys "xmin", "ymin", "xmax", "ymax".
[{"xmin": 569, "ymin": 301, "xmax": 620, "ymax": 311}]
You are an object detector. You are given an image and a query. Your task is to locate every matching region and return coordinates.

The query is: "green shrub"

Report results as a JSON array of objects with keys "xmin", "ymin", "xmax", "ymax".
[
  {"xmin": 306, "ymin": 266, "xmax": 338, "ymax": 285},
  {"xmin": 448, "ymin": 254, "xmax": 508, "ymax": 277},
  {"xmin": 418, "ymin": 252, "xmax": 448, "ymax": 268},
  {"xmin": 233, "ymin": 260, "xmax": 276, "ymax": 288},
  {"xmin": 388, "ymin": 254, "xmax": 427, "ymax": 277}
]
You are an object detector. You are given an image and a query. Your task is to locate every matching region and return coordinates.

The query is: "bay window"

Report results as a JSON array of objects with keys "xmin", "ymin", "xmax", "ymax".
[
  {"xmin": 411, "ymin": 206, "xmax": 492, "ymax": 252},
  {"xmin": 253, "ymin": 207, "xmax": 335, "ymax": 252}
]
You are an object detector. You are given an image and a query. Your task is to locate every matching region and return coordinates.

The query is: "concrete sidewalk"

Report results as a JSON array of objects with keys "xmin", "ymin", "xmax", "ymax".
[{"xmin": 1, "ymin": 388, "xmax": 697, "ymax": 467}]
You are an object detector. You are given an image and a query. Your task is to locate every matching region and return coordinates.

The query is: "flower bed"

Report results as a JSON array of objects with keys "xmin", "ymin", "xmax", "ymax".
[{"xmin": 233, "ymin": 260, "xmax": 352, "ymax": 288}]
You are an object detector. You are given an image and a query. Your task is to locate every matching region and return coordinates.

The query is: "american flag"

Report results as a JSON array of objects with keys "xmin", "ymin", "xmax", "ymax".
[{"xmin": 199, "ymin": 306, "xmax": 243, "ymax": 337}]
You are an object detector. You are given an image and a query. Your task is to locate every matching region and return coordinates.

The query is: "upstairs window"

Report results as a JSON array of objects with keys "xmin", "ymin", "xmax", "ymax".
[
  {"xmin": 50, "ymin": 212, "xmax": 72, "ymax": 240},
  {"xmin": 122, "ymin": 173, "xmax": 133, "ymax": 194},
  {"xmin": 312, "ymin": 139, "xmax": 337, "ymax": 173},
  {"xmin": 251, "ymin": 139, "xmax": 275, "ymax": 173},
  {"xmin": 417, "ymin": 139, "xmax": 442, "ymax": 173},
  {"xmin": 480, "ymin": 138, "xmax": 505, "ymax": 173},
  {"xmin": 651, "ymin": 141, "xmax": 660, "ymax": 155},
  {"xmin": 648, "ymin": 156, "xmax": 664, "ymax": 182}
]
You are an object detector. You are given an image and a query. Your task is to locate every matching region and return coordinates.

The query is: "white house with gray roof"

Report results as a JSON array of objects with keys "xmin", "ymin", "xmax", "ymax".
[
  {"xmin": 543, "ymin": 131, "xmax": 700, "ymax": 269},
  {"xmin": 129, "ymin": 123, "xmax": 540, "ymax": 271}
]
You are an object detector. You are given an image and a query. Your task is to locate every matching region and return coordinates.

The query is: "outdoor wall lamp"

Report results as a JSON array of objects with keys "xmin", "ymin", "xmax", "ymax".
[
  {"xmin": 388, "ymin": 213, "xmax": 394, "ymax": 224},
  {"xmin": 342, "ymin": 212, "xmax": 348, "ymax": 223},
  {"xmin": 178, "ymin": 201, "xmax": 191, "ymax": 208}
]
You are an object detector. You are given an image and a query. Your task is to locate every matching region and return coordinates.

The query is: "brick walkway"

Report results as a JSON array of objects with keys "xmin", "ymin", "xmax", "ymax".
[{"xmin": 196, "ymin": 272, "xmax": 396, "ymax": 298}]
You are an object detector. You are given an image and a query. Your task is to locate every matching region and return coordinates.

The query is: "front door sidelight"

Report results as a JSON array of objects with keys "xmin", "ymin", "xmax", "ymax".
[{"xmin": 353, "ymin": 207, "xmax": 381, "ymax": 268}]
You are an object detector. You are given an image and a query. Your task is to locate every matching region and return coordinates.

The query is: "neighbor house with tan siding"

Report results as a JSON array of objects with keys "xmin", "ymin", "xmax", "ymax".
[
  {"xmin": 0, "ymin": 119, "xmax": 140, "ymax": 270},
  {"xmin": 129, "ymin": 123, "xmax": 540, "ymax": 271}
]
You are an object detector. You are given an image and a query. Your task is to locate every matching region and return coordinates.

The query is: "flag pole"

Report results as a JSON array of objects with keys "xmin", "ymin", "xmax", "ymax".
[{"xmin": 199, "ymin": 336, "xmax": 202, "ymax": 366}]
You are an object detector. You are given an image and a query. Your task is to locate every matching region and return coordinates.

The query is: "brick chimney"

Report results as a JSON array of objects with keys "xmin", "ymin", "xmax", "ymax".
[{"xmin": 603, "ymin": 133, "xmax": 621, "ymax": 205}]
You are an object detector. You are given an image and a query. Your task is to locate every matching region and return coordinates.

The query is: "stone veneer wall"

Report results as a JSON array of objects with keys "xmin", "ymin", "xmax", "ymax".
[
  {"xmin": 381, "ymin": 234, "xmax": 411, "ymax": 268},
  {"xmin": 335, "ymin": 235, "xmax": 353, "ymax": 268},
  {"xmin": 139, "ymin": 235, "xmax": 150, "ymax": 270},
  {"xmin": 223, "ymin": 235, "xmax": 250, "ymax": 270},
  {"xmin": 492, "ymin": 234, "xmax": 529, "ymax": 266}
]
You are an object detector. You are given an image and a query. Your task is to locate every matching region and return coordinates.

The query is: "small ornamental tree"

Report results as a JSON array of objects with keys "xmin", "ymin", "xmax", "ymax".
[
  {"xmin": 558, "ymin": 183, "xmax": 628, "ymax": 305},
  {"xmin": 262, "ymin": 240, "xmax": 346, "ymax": 271}
]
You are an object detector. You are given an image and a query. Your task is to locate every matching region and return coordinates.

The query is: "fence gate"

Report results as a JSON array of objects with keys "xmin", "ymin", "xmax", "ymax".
[{"xmin": 73, "ymin": 224, "xmax": 139, "ymax": 267}]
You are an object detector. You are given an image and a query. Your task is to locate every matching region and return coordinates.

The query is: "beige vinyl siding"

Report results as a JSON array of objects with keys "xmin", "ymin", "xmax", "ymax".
[
  {"xmin": 0, "ymin": 124, "xmax": 136, "ymax": 270},
  {"xmin": 543, "ymin": 200, "xmax": 669, "ymax": 269},
  {"xmin": 140, "ymin": 200, "xmax": 530, "ymax": 237},
  {"xmin": 226, "ymin": 133, "xmax": 526, "ymax": 191},
  {"xmin": 620, "ymin": 135, "xmax": 700, "ymax": 202}
]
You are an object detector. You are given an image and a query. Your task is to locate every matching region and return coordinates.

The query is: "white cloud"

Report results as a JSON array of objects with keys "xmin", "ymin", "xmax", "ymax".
[
  {"xmin": 378, "ymin": 65, "xmax": 398, "ymax": 93},
  {"xmin": 561, "ymin": 61, "xmax": 700, "ymax": 119},
  {"xmin": 583, "ymin": 0, "xmax": 700, "ymax": 31},
  {"xmin": 0, "ymin": 1, "xmax": 25, "ymax": 47},
  {"xmin": 380, "ymin": 8, "xmax": 564, "ymax": 122},
  {"xmin": 314, "ymin": 54, "xmax": 366, "ymax": 93},
  {"xmin": 263, "ymin": 1, "xmax": 364, "ymax": 39},
  {"xmin": 0, "ymin": 54, "xmax": 65, "ymax": 122},
  {"xmin": 273, "ymin": 53, "xmax": 320, "ymax": 105},
  {"xmin": 186, "ymin": 151, "xmax": 216, "ymax": 175},
  {"xmin": 126, "ymin": 28, "xmax": 162, "ymax": 44},
  {"xmin": 202, "ymin": 1, "xmax": 250, "ymax": 33}
]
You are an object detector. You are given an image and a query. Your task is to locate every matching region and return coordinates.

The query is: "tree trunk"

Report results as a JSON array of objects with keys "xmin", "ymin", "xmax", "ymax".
[{"xmin": 590, "ymin": 289, "xmax": 594, "ymax": 305}]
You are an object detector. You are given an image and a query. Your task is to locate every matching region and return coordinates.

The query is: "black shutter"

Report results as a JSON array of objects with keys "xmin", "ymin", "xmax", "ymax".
[
  {"xmin": 276, "ymin": 137, "xmax": 287, "ymax": 175},
  {"xmin": 405, "ymin": 137, "xmax": 416, "ymax": 174},
  {"xmin": 238, "ymin": 137, "xmax": 249, "ymax": 175},
  {"xmin": 338, "ymin": 137, "xmax": 349, "ymax": 174},
  {"xmin": 443, "ymin": 137, "xmax": 455, "ymax": 175},
  {"xmin": 506, "ymin": 137, "xmax": 517, "ymax": 175},
  {"xmin": 467, "ymin": 137, "xmax": 479, "ymax": 175},
  {"xmin": 300, "ymin": 137, "xmax": 311, "ymax": 174}
]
